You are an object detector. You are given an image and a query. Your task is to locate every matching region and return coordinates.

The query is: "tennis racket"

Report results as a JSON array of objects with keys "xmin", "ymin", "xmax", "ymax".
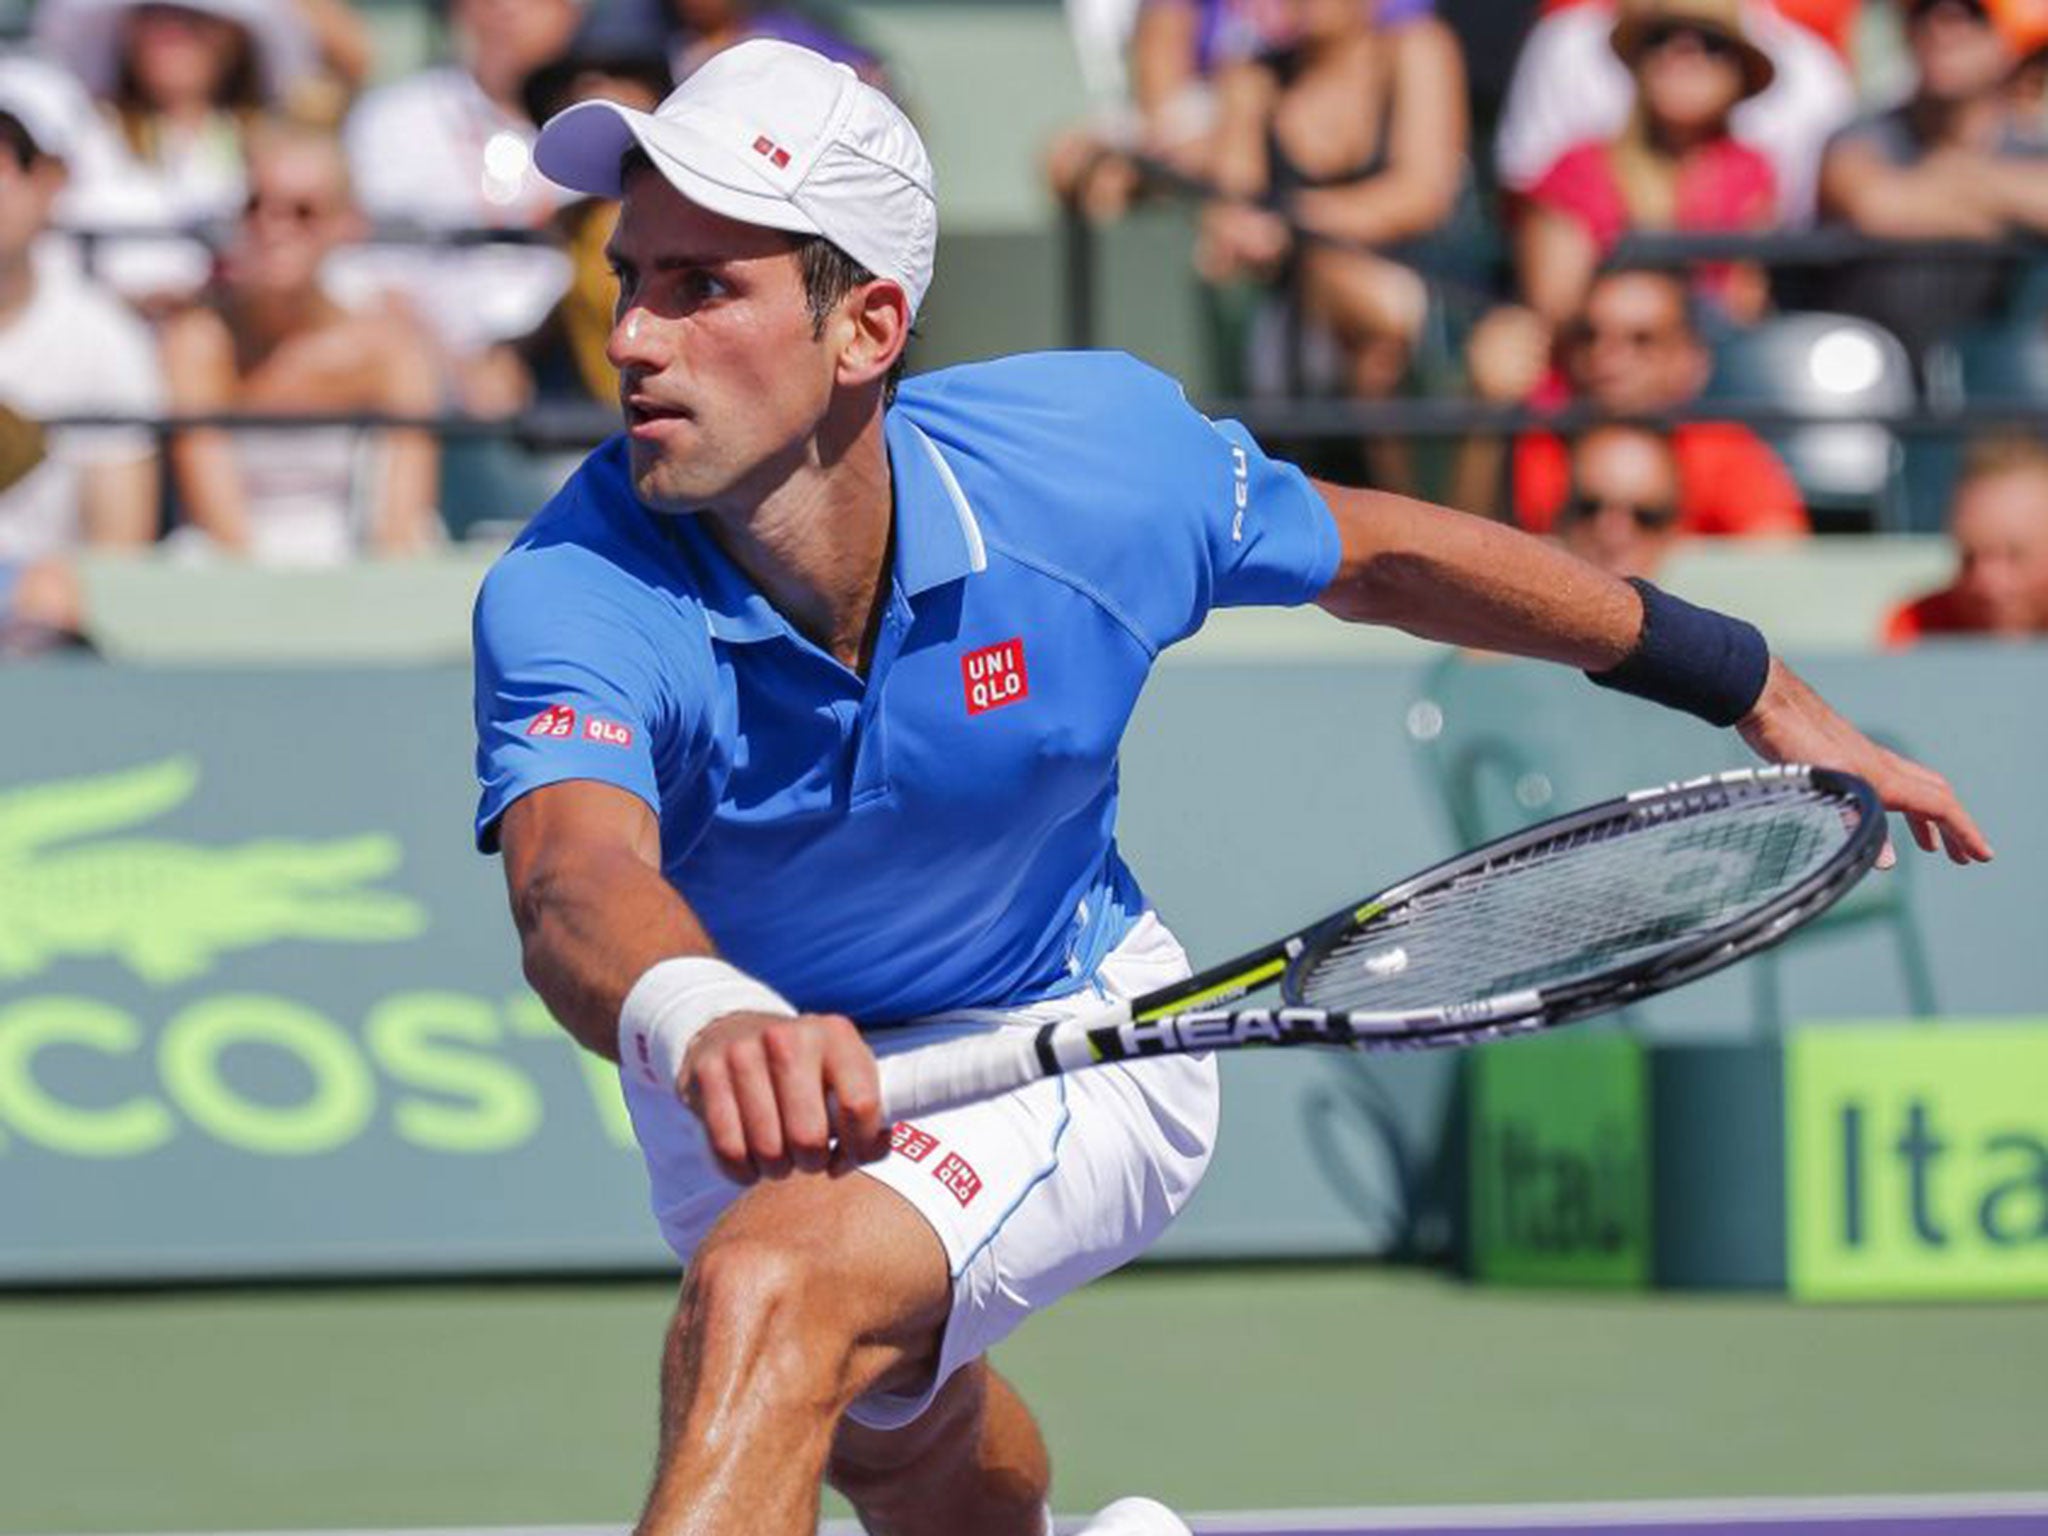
[{"xmin": 875, "ymin": 764, "xmax": 1884, "ymax": 1121}]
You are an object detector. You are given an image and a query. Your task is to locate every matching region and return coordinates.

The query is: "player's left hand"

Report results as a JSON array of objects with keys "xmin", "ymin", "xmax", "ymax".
[
  {"xmin": 1737, "ymin": 657, "xmax": 1994, "ymax": 868},
  {"xmin": 680, "ymin": 1011, "xmax": 894, "ymax": 1184}
]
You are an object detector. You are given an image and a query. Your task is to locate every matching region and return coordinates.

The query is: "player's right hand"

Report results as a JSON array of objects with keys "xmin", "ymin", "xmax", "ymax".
[{"xmin": 679, "ymin": 1012, "xmax": 892, "ymax": 1185}]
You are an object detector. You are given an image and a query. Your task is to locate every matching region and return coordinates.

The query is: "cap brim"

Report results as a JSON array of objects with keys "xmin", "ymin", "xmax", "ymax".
[{"xmin": 534, "ymin": 98, "xmax": 823, "ymax": 238}]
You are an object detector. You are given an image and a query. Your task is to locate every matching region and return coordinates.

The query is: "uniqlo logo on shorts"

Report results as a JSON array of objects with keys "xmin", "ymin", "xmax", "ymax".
[
  {"xmin": 933, "ymin": 1151, "xmax": 982, "ymax": 1207},
  {"xmin": 962, "ymin": 638, "xmax": 1029, "ymax": 717},
  {"xmin": 526, "ymin": 704, "xmax": 577, "ymax": 738},
  {"xmin": 752, "ymin": 134, "xmax": 791, "ymax": 169},
  {"xmin": 890, "ymin": 1122, "xmax": 939, "ymax": 1163},
  {"xmin": 584, "ymin": 717, "xmax": 633, "ymax": 748}
]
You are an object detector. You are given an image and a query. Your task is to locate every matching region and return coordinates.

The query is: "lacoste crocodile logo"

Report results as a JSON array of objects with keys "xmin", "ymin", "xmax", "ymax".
[{"xmin": 0, "ymin": 757, "xmax": 428, "ymax": 986}]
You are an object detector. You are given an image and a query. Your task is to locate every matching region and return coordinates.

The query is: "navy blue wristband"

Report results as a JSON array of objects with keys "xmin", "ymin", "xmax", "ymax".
[{"xmin": 1586, "ymin": 578, "xmax": 1771, "ymax": 728}]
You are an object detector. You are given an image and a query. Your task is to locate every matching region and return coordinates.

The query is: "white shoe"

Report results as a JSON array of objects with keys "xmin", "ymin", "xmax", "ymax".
[{"xmin": 1071, "ymin": 1496, "xmax": 1194, "ymax": 1535}]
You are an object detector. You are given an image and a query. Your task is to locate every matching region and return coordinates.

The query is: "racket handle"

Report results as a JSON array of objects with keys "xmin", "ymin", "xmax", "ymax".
[{"xmin": 876, "ymin": 1028, "xmax": 1050, "ymax": 1121}]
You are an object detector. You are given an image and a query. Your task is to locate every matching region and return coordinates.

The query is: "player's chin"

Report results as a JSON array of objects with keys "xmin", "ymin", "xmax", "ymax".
[{"xmin": 628, "ymin": 447, "xmax": 718, "ymax": 515}]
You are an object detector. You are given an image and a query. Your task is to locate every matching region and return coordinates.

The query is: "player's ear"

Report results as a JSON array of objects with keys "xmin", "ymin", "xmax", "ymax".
[{"xmin": 835, "ymin": 278, "xmax": 911, "ymax": 391}]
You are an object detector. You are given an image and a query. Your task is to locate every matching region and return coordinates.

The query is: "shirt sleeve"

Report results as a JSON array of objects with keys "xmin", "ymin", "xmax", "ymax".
[
  {"xmin": 1096, "ymin": 356, "xmax": 1341, "ymax": 650},
  {"xmin": 470, "ymin": 538, "xmax": 695, "ymax": 852},
  {"xmin": 1196, "ymin": 414, "xmax": 1344, "ymax": 614}
]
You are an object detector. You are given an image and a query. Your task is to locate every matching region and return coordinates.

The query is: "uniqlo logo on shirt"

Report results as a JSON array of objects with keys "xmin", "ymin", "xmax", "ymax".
[
  {"xmin": 526, "ymin": 704, "xmax": 577, "ymax": 738},
  {"xmin": 962, "ymin": 638, "xmax": 1029, "ymax": 716},
  {"xmin": 933, "ymin": 1151, "xmax": 982, "ymax": 1206},
  {"xmin": 752, "ymin": 134, "xmax": 791, "ymax": 169},
  {"xmin": 584, "ymin": 717, "xmax": 633, "ymax": 748},
  {"xmin": 890, "ymin": 1122, "xmax": 939, "ymax": 1163}
]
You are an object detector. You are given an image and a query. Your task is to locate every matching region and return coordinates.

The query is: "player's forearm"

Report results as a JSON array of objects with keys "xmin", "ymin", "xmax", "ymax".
[
  {"xmin": 1313, "ymin": 481, "xmax": 1639, "ymax": 668},
  {"xmin": 512, "ymin": 847, "xmax": 716, "ymax": 1060}
]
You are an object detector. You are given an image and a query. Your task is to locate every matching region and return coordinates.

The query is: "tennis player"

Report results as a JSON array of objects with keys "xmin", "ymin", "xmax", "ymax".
[{"xmin": 472, "ymin": 40, "xmax": 1990, "ymax": 1536}]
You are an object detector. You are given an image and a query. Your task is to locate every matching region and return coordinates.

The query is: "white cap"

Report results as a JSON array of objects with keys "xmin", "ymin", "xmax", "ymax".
[
  {"xmin": 0, "ymin": 54, "xmax": 92, "ymax": 161},
  {"xmin": 534, "ymin": 38, "xmax": 937, "ymax": 318}
]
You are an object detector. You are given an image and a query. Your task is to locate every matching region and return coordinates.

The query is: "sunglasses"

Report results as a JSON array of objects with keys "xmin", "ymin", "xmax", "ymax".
[
  {"xmin": 1565, "ymin": 494, "xmax": 1681, "ymax": 532},
  {"xmin": 1566, "ymin": 320, "xmax": 1684, "ymax": 352},
  {"xmin": 1639, "ymin": 22, "xmax": 1742, "ymax": 60},
  {"xmin": 1907, "ymin": 0, "xmax": 1991, "ymax": 23},
  {"xmin": 241, "ymin": 192, "xmax": 336, "ymax": 225}
]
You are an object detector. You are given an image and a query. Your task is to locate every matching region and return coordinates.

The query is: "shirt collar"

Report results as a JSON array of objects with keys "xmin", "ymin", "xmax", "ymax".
[
  {"xmin": 885, "ymin": 411, "xmax": 989, "ymax": 597},
  {"xmin": 653, "ymin": 507, "xmax": 788, "ymax": 645}
]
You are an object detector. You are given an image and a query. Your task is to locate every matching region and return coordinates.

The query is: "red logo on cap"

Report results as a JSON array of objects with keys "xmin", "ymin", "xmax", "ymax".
[
  {"xmin": 963, "ymin": 639, "xmax": 1029, "ymax": 717},
  {"xmin": 752, "ymin": 134, "xmax": 791, "ymax": 169}
]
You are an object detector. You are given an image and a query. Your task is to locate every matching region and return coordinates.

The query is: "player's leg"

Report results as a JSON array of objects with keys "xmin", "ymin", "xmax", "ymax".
[
  {"xmin": 828, "ymin": 1358, "xmax": 1051, "ymax": 1536},
  {"xmin": 633, "ymin": 1170, "xmax": 958, "ymax": 1536}
]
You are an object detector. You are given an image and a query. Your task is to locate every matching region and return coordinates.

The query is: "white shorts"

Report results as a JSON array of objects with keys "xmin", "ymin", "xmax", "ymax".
[{"xmin": 620, "ymin": 913, "xmax": 1220, "ymax": 1431}]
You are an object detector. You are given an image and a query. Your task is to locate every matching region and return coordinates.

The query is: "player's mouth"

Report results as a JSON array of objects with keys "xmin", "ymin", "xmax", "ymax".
[{"xmin": 625, "ymin": 395, "xmax": 693, "ymax": 437}]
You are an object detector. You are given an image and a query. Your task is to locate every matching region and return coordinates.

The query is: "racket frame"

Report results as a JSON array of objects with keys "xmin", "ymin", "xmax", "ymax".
[
  {"xmin": 1059, "ymin": 765, "xmax": 1883, "ymax": 1062},
  {"xmin": 880, "ymin": 765, "xmax": 1886, "ymax": 1121}
]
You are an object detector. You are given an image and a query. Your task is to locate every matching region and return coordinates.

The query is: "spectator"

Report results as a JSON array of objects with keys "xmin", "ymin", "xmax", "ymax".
[
  {"xmin": 1497, "ymin": 0, "xmax": 1856, "ymax": 225},
  {"xmin": 1556, "ymin": 421, "xmax": 1686, "ymax": 578},
  {"xmin": 340, "ymin": 0, "xmax": 583, "ymax": 415},
  {"xmin": 35, "ymin": 0, "xmax": 322, "ymax": 304},
  {"xmin": 1197, "ymin": 0, "xmax": 1471, "ymax": 486},
  {"xmin": 1818, "ymin": 0, "xmax": 2048, "ymax": 361},
  {"xmin": 0, "ymin": 59, "xmax": 162, "ymax": 598},
  {"xmin": 159, "ymin": 120, "xmax": 442, "ymax": 563},
  {"xmin": 1453, "ymin": 266, "xmax": 1810, "ymax": 535},
  {"xmin": 1047, "ymin": 0, "xmax": 1260, "ymax": 221},
  {"xmin": 1519, "ymin": 0, "xmax": 1780, "ymax": 324},
  {"xmin": 518, "ymin": 38, "xmax": 672, "ymax": 405},
  {"xmin": 1044, "ymin": 0, "xmax": 1360, "ymax": 221},
  {"xmin": 1885, "ymin": 432, "xmax": 2048, "ymax": 642},
  {"xmin": 36, "ymin": 0, "xmax": 318, "ymax": 220}
]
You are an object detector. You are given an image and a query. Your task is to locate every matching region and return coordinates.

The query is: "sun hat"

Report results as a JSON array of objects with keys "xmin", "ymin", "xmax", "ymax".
[
  {"xmin": 533, "ymin": 38, "xmax": 936, "ymax": 318},
  {"xmin": 1611, "ymin": 0, "xmax": 1777, "ymax": 100},
  {"xmin": 34, "ymin": 0, "xmax": 317, "ymax": 107},
  {"xmin": 0, "ymin": 54, "xmax": 94, "ymax": 161}
]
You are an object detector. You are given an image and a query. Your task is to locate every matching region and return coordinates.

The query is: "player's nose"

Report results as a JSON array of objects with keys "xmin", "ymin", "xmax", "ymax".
[{"xmin": 608, "ymin": 305, "xmax": 667, "ymax": 372}]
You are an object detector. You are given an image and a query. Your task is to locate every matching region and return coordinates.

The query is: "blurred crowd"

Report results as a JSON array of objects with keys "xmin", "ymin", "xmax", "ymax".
[
  {"xmin": 0, "ymin": 0, "xmax": 2044, "ymax": 659},
  {"xmin": 1054, "ymin": 0, "xmax": 2048, "ymax": 641}
]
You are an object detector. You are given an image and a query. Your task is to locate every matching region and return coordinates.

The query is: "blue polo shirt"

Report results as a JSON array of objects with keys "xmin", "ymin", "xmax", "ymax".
[{"xmin": 473, "ymin": 351, "xmax": 1339, "ymax": 1024}]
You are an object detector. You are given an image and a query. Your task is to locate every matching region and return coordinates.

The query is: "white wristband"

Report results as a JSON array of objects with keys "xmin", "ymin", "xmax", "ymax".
[{"xmin": 618, "ymin": 956, "xmax": 796, "ymax": 1093}]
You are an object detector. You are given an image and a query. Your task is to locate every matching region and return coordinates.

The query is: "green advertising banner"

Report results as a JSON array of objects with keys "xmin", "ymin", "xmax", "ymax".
[
  {"xmin": 1788, "ymin": 1023, "xmax": 2048, "ymax": 1300},
  {"xmin": 1466, "ymin": 1031, "xmax": 1651, "ymax": 1287},
  {"xmin": 0, "ymin": 668, "xmax": 676, "ymax": 1282}
]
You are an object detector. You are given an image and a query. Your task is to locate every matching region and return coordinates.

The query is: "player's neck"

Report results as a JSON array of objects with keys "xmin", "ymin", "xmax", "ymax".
[{"xmin": 699, "ymin": 406, "xmax": 895, "ymax": 674}]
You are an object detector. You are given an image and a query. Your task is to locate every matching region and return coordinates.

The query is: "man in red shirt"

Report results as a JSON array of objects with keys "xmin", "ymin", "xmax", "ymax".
[
  {"xmin": 1556, "ymin": 421, "xmax": 1687, "ymax": 579},
  {"xmin": 1886, "ymin": 433, "xmax": 2048, "ymax": 643},
  {"xmin": 1453, "ymin": 266, "xmax": 1810, "ymax": 537}
]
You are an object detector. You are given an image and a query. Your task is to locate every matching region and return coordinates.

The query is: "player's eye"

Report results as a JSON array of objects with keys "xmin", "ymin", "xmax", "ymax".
[{"xmin": 680, "ymin": 269, "xmax": 730, "ymax": 304}]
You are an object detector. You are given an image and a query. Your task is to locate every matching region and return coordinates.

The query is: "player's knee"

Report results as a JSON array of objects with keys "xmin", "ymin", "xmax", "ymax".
[
  {"xmin": 829, "ymin": 1380, "xmax": 1047, "ymax": 1523},
  {"xmin": 827, "ymin": 1385, "xmax": 971, "ymax": 1506},
  {"xmin": 678, "ymin": 1233, "xmax": 859, "ymax": 1407}
]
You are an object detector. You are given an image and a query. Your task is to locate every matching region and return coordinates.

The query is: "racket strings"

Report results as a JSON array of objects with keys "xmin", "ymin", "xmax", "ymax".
[{"xmin": 1294, "ymin": 789, "xmax": 1853, "ymax": 1012}]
